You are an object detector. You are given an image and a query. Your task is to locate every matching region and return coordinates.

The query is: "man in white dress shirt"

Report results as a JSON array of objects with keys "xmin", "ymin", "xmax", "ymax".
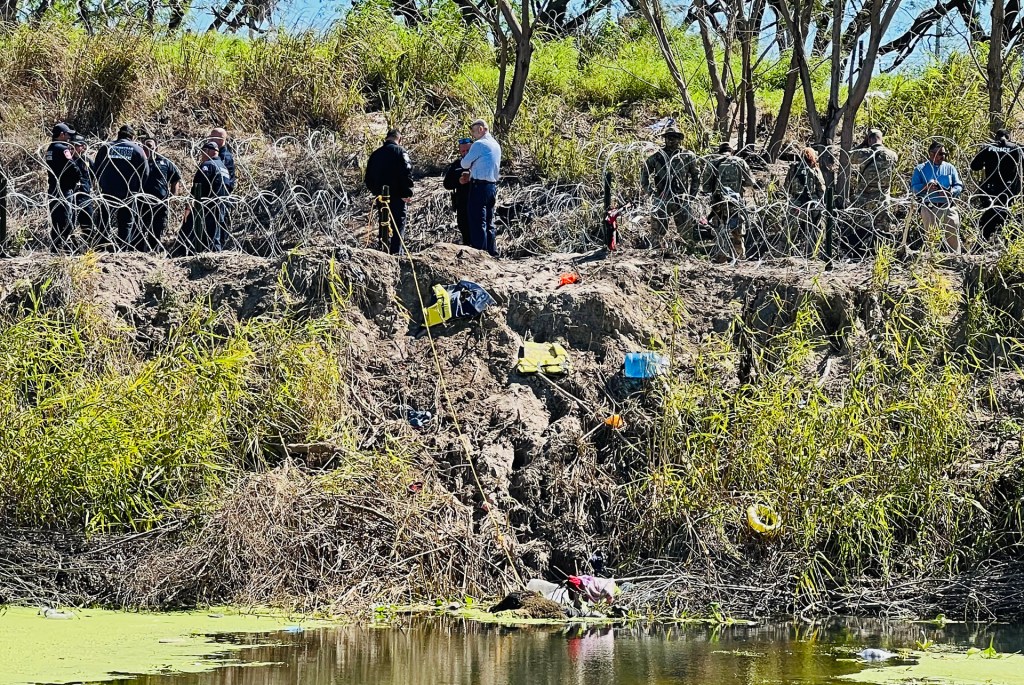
[{"xmin": 460, "ymin": 118, "xmax": 502, "ymax": 256}]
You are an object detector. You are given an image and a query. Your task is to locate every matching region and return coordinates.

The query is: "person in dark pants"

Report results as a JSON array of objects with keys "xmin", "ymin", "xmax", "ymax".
[
  {"xmin": 44, "ymin": 122, "xmax": 81, "ymax": 250},
  {"xmin": 209, "ymin": 128, "xmax": 236, "ymax": 233},
  {"xmin": 970, "ymin": 129, "xmax": 1024, "ymax": 241},
  {"xmin": 364, "ymin": 128, "xmax": 414, "ymax": 255},
  {"xmin": 461, "ymin": 119, "xmax": 501, "ymax": 256},
  {"xmin": 442, "ymin": 137, "xmax": 473, "ymax": 244},
  {"xmin": 141, "ymin": 137, "xmax": 182, "ymax": 251},
  {"xmin": 177, "ymin": 141, "xmax": 231, "ymax": 254},
  {"xmin": 94, "ymin": 125, "xmax": 148, "ymax": 249},
  {"xmin": 209, "ymin": 128, "xmax": 236, "ymax": 192},
  {"xmin": 70, "ymin": 134, "xmax": 96, "ymax": 244}
]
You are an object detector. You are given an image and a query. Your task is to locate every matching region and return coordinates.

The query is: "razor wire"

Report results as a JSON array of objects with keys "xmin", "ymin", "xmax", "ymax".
[{"xmin": 2, "ymin": 133, "xmax": 1023, "ymax": 263}]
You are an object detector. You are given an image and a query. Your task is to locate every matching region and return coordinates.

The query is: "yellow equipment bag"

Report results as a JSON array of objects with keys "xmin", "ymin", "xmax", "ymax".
[
  {"xmin": 422, "ymin": 284, "xmax": 453, "ymax": 328},
  {"xmin": 517, "ymin": 342, "xmax": 571, "ymax": 375}
]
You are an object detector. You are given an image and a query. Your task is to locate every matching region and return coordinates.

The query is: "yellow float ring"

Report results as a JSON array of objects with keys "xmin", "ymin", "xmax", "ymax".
[{"xmin": 746, "ymin": 503, "xmax": 781, "ymax": 536}]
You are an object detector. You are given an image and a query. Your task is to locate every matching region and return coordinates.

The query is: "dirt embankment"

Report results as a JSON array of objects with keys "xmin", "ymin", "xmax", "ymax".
[{"xmin": 1, "ymin": 245, "xmax": 1021, "ymax": 618}]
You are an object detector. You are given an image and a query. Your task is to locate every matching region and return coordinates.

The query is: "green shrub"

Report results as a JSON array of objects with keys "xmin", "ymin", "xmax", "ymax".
[{"xmin": 0, "ymin": 268, "xmax": 358, "ymax": 533}]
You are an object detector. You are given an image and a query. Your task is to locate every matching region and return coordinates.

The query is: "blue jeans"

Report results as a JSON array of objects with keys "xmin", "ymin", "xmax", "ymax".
[{"xmin": 467, "ymin": 181, "xmax": 497, "ymax": 255}]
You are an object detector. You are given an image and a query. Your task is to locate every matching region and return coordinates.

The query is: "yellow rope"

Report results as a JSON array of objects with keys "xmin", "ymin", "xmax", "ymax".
[{"xmin": 391, "ymin": 216, "xmax": 525, "ymax": 590}]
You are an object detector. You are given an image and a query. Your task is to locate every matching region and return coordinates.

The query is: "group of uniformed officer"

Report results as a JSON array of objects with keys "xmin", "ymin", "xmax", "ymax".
[
  {"xmin": 643, "ymin": 124, "xmax": 1024, "ymax": 260},
  {"xmin": 642, "ymin": 126, "xmax": 757, "ymax": 261},
  {"xmin": 44, "ymin": 123, "xmax": 236, "ymax": 253}
]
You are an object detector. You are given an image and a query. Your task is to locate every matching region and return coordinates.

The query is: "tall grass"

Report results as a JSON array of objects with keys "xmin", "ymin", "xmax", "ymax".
[
  {"xmin": 0, "ymin": 259, "xmax": 360, "ymax": 533},
  {"xmin": 623, "ymin": 260, "xmax": 1022, "ymax": 585}
]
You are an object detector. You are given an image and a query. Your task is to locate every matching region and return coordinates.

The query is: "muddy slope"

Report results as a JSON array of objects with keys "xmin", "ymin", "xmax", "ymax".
[{"xmin": 2, "ymin": 245, "xmax": 1018, "ymax": 617}]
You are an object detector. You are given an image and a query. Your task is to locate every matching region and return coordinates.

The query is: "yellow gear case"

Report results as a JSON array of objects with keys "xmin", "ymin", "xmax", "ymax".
[{"xmin": 422, "ymin": 284, "xmax": 453, "ymax": 328}]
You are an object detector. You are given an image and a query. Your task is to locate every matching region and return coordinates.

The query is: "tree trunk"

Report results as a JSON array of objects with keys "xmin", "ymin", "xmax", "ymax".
[
  {"xmin": 168, "ymin": 0, "xmax": 188, "ymax": 30},
  {"xmin": 837, "ymin": 0, "xmax": 903, "ymax": 195},
  {"xmin": 636, "ymin": 0, "xmax": 702, "ymax": 134},
  {"xmin": 768, "ymin": 0, "xmax": 812, "ymax": 158},
  {"xmin": 393, "ymin": 0, "xmax": 422, "ymax": 26},
  {"xmin": 989, "ymin": 0, "xmax": 1006, "ymax": 132},
  {"xmin": 0, "ymin": 0, "xmax": 19, "ymax": 23},
  {"xmin": 769, "ymin": 52, "xmax": 800, "ymax": 158},
  {"xmin": 493, "ymin": 0, "xmax": 533, "ymax": 135},
  {"xmin": 697, "ymin": 12, "xmax": 732, "ymax": 139},
  {"xmin": 776, "ymin": 0, "xmax": 824, "ymax": 140},
  {"xmin": 743, "ymin": 0, "xmax": 765, "ymax": 147},
  {"xmin": 208, "ymin": 0, "xmax": 239, "ymax": 31}
]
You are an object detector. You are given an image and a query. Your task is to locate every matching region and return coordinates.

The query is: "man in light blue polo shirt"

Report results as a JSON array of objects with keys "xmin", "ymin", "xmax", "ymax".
[
  {"xmin": 911, "ymin": 140, "xmax": 964, "ymax": 253},
  {"xmin": 460, "ymin": 118, "xmax": 501, "ymax": 256}
]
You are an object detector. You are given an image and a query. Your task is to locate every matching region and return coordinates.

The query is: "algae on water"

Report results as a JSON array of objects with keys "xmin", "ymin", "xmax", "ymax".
[
  {"xmin": 842, "ymin": 650, "xmax": 1024, "ymax": 685},
  {"xmin": 0, "ymin": 606, "xmax": 320, "ymax": 685}
]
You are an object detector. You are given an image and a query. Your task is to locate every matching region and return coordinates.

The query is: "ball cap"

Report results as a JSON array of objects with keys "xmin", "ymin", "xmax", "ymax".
[
  {"xmin": 52, "ymin": 122, "xmax": 76, "ymax": 138},
  {"xmin": 201, "ymin": 140, "xmax": 219, "ymax": 151},
  {"xmin": 663, "ymin": 125, "xmax": 683, "ymax": 138},
  {"xmin": 117, "ymin": 124, "xmax": 135, "ymax": 139},
  {"xmin": 71, "ymin": 134, "xmax": 87, "ymax": 145},
  {"xmin": 718, "ymin": 141, "xmax": 734, "ymax": 153},
  {"xmin": 458, "ymin": 137, "xmax": 472, "ymax": 145}
]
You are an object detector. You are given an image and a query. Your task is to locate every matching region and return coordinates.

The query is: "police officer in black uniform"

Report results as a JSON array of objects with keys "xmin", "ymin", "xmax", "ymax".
[
  {"xmin": 364, "ymin": 128, "xmax": 414, "ymax": 254},
  {"xmin": 45, "ymin": 122, "xmax": 81, "ymax": 249},
  {"xmin": 70, "ymin": 134, "xmax": 96, "ymax": 242},
  {"xmin": 94, "ymin": 125, "xmax": 149, "ymax": 249},
  {"xmin": 140, "ymin": 137, "xmax": 182, "ymax": 251},
  {"xmin": 442, "ymin": 137, "xmax": 473, "ymax": 244},
  {"xmin": 970, "ymin": 129, "xmax": 1024, "ymax": 240},
  {"xmin": 178, "ymin": 140, "xmax": 230, "ymax": 254}
]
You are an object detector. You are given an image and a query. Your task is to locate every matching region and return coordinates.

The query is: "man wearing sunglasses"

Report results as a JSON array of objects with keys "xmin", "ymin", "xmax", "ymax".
[
  {"xmin": 442, "ymin": 137, "xmax": 473, "ymax": 245},
  {"xmin": 912, "ymin": 141, "xmax": 964, "ymax": 253}
]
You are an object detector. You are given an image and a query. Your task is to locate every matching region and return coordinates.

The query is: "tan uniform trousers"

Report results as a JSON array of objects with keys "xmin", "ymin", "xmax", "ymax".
[{"xmin": 919, "ymin": 204, "xmax": 961, "ymax": 250}]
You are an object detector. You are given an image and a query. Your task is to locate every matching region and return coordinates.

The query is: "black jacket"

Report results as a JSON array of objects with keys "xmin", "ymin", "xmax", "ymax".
[
  {"xmin": 45, "ymin": 141, "xmax": 81, "ymax": 196},
  {"xmin": 365, "ymin": 140, "xmax": 413, "ymax": 199},
  {"xmin": 74, "ymin": 157, "xmax": 95, "ymax": 193},
  {"xmin": 971, "ymin": 142, "xmax": 1024, "ymax": 197},
  {"xmin": 144, "ymin": 153, "xmax": 182, "ymax": 200},
  {"xmin": 95, "ymin": 137, "xmax": 149, "ymax": 198},
  {"xmin": 193, "ymin": 157, "xmax": 231, "ymax": 200},
  {"xmin": 442, "ymin": 157, "xmax": 470, "ymax": 209},
  {"xmin": 219, "ymin": 145, "xmax": 236, "ymax": 192}
]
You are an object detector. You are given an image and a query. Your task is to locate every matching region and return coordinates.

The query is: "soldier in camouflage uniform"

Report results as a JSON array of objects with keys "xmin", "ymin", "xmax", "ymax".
[
  {"xmin": 847, "ymin": 128, "xmax": 898, "ymax": 257},
  {"xmin": 702, "ymin": 142, "xmax": 757, "ymax": 261},
  {"xmin": 785, "ymin": 146, "xmax": 827, "ymax": 256},
  {"xmin": 641, "ymin": 126, "xmax": 702, "ymax": 246}
]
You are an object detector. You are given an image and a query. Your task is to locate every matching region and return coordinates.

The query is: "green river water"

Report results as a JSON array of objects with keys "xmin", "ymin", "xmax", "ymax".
[{"xmin": 3, "ymin": 607, "xmax": 1024, "ymax": 685}]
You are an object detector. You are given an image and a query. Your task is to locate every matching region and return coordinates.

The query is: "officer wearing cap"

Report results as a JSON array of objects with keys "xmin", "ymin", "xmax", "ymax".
[
  {"xmin": 45, "ymin": 122, "xmax": 81, "ymax": 249},
  {"xmin": 847, "ymin": 128, "xmax": 898, "ymax": 257},
  {"xmin": 460, "ymin": 118, "xmax": 502, "ymax": 256},
  {"xmin": 442, "ymin": 137, "xmax": 473, "ymax": 244},
  {"xmin": 178, "ymin": 140, "xmax": 231, "ymax": 254},
  {"xmin": 140, "ymin": 137, "xmax": 182, "ymax": 251},
  {"xmin": 365, "ymin": 128, "xmax": 414, "ymax": 255},
  {"xmin": 640, "ymin": 124, "xmax": 701, "ymax": 246},
  {"xmin": 94, "ymin": 124, "xmax": 149, "ymax": 249},
  {"xmin": 70, "ymin": 134, "xmax": 96, "ymax": 242}
]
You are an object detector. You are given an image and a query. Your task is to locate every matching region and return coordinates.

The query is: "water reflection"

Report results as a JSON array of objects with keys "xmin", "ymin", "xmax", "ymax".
[{"xmin": 110, "ymin": 618, "xmax": 1024, "ymax": 685}]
